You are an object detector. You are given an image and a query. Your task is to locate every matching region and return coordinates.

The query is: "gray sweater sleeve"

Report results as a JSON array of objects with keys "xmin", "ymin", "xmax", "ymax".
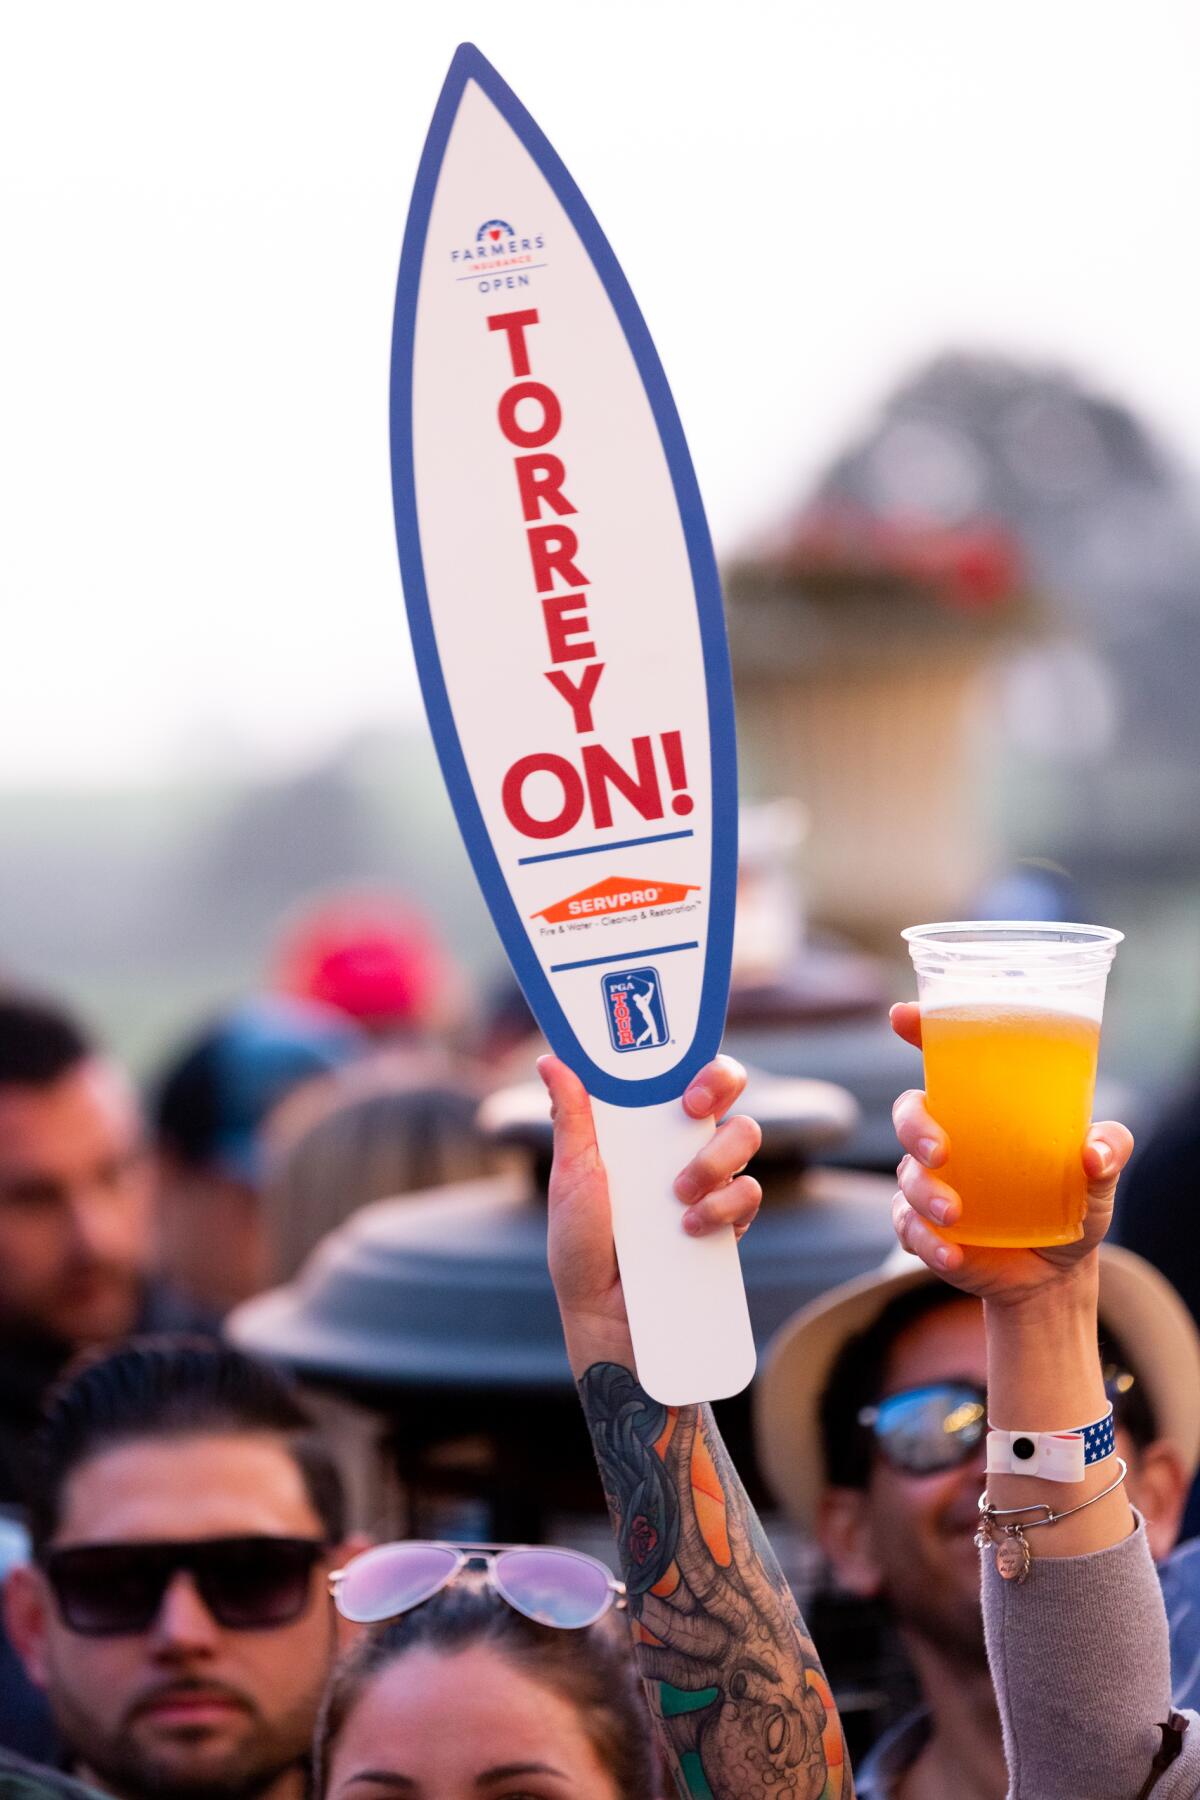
[{"xmin": 983, "ymin": 1518, "xmax": 1200, "ymax": 1798}]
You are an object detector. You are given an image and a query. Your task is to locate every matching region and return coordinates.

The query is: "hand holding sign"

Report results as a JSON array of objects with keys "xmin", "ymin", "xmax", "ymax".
[
  {"xmin": 391, "ymin": 44, "xmax": 754, "ymax": 1401},
  {"xmin": 540, "ymin": 1055, "xmax": 762, "ymax": 1379}
]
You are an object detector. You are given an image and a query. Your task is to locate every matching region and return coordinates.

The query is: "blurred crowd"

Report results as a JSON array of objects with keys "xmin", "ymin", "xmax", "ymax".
[{"xmin": 4, "ymin": 891, "xmax": 1200, "ymax": 1800}]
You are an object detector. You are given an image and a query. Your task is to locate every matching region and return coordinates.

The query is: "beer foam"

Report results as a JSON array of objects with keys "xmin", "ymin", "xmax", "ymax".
[{"xmin": 918, "ymin": 986, "xmax": 1106, "ymax": 1024}]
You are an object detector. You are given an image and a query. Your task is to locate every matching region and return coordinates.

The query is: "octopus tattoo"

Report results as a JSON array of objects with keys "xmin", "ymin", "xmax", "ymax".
[{"xmin": 580, "ymin": 1363, "xmax": 846, "ymax": 1800}]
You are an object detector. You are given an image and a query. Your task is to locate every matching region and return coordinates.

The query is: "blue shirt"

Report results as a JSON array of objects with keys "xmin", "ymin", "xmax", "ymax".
[
  {"xmin": 1164, "ymin": 1535, "xmax": 1200, "ymax": 1709},
  {"xmin": 852, "ymin": 1708, "xmax": 931, "ymax": 1800}
]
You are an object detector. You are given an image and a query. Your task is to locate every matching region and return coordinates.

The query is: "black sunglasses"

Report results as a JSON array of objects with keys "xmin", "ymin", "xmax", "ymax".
[
  {"xmin": 859, "ymin": 1367, "xmax": 1135, "ymax": 1478},
  {"xmin": 42, "ymin": 1535, "xmax": 328, "ymax": 1637}
]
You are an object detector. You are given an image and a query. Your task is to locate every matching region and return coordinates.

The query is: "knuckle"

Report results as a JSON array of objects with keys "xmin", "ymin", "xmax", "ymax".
[
  {"xmin": 892, "ymin": 1196, "xmax": 923, "ymax": 1258},
  {"xmin": 720, "ymin": 1114, "xmax": 761, "ymax": 1161},
  {"xmin": 709, "ymin": 1053, "xmax": 745, "ymax": 1098},
  {"xmin": 714, "ymin": 1181, "xmax": 741, "ymax": 1218},
  {"xmin": 717, "ymin": 1176, "xmax": 755, "ymax": 1220},
  {"xmin": 692, "ymin": 1148, "xmax": 720, "ymax": 1190},
  {"xmin": 735, "ymin": 1113, "xmax": 763, "ymax": 1156},
  {"xmin": 730, "ymin": 1175, "xmax": 761, "ymax": 1219},
  {"xmin": 891, "ymin": 1088, "xmax": 919, "ymax": 1125}
]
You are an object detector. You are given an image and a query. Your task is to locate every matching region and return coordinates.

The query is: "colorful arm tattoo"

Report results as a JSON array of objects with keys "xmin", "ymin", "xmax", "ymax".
[{"xmin": 578, "ymin": 1362, "xmax": 851, "ymax": 1800}]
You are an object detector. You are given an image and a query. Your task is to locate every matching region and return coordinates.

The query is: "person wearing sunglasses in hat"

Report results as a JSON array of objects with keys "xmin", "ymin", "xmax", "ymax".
[
  {"xmin": 756, "ymin": 1238, "xmax": 1199, "ymax": 1800},
  {"xmin": 3, "ymin": 1338, "xmax": 363, "ymax": 1800}
]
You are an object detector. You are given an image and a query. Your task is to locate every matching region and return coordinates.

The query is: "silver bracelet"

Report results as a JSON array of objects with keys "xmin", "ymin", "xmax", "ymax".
[{"xmin": 975, "ymin": 1456, "xmax": 1128, "ymax": 1584}]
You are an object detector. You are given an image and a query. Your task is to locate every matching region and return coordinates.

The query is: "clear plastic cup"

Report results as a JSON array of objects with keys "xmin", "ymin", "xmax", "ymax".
[{"xmin": 901, "ymin": 922, "xmax": 1123, "ymax": 1248}]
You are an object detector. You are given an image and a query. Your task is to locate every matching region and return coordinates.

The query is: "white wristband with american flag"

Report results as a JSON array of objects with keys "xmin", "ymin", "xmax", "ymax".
[{"xmin": 985, "ymin": 1404, "xmax": 1116, "ymax": 1484}]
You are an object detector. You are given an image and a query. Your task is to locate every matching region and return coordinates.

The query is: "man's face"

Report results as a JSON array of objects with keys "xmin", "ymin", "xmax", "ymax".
[
  {"xmin": 820, "ymin": 1295, "xmax": 1166, "ymax": 1665},
  {"xmin": 8, "ymin": 1433, "xmax": 338, "ymax": 1800},
  {"xmin": 0, "ymin": 1058, "xmax": 150, "ymax": 1343},
  {"xmin": 857, "ymin": 1297, "xmax": 991, "ymax": 1663}
]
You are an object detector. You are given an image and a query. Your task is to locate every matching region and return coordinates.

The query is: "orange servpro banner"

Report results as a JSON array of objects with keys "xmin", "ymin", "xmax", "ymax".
[{"xmin": 531, "ymin": 876, "xmax": 700, "ymax": 923}]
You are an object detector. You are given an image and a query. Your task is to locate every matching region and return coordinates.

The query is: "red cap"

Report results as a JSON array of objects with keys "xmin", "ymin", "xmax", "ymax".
[{"xmin": 272, "ymin": 894, "xmax": 447, "ymax": 1031}]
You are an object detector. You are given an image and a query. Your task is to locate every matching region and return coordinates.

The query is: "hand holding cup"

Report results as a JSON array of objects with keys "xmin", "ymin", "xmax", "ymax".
[{"xmin": 890, "ymin": 1000, "xmax": 1133, "ymax": 1309}]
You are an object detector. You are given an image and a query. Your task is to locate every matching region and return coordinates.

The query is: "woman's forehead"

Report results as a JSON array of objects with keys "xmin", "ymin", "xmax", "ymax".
[{"xmin": 328, "ymin": 1644, "xmax": 615, "ymax": 1794}]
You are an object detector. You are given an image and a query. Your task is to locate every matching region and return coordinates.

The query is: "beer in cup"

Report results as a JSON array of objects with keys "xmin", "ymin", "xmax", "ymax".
[{"xmin": 901, "ymin": 922, "xmax": 1123, "ymax": 1248}]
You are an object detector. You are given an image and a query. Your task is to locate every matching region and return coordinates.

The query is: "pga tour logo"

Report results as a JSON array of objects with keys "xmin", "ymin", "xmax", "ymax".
[{"xmin": 601, "ymin": 967, "xmax": 670, "ymax": 1053}]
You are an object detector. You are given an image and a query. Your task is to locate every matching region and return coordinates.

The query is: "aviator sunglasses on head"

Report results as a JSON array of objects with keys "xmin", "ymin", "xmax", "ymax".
[
  {"xmin": 42, "ymin": 1536, "xmax": 328, "ymax": 1637},
  {"xmin": 859, "ymin": 1366, "xmax": 1135, "ymax": 1477},
  {"xmin": 330, "ymin": 1541, "xmax": 626, "ymax": 1631}
]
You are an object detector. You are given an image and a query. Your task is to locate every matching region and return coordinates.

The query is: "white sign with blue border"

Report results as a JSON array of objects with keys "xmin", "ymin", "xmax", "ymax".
[{"xmin": 390, "ymin": 43, "xmax": 754, "ymax": 1402}]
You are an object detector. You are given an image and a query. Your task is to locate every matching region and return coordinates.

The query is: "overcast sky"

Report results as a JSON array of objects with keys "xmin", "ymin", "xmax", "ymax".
[{"xmin": 2, "ymin": 0, "xmax": 1197, "ymax": 787}]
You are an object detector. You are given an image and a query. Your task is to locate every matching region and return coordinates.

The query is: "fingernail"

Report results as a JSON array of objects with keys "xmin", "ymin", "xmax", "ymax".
[
  {"xmin": 919, "ymin": 1137, "xmax": 940, "ymax": 1164},
  {"xmin": 936, "ymin": 1245, "xmax": 954, "ymax": 1268},
  {"xmin": 1093, "ymin": 1144, "xmax": 1112, "ymax": 1175},
  {"xmin": 931, "ymin": 1196, "xmax": 956, "ymax": 1224},
  {"xmin": 535, "ymin": 1057, "xmax": 551, "ymax": 1088},
  {"xmin": 683, "ymin": 1209, "xmax": 704, "ymax": 1235},
  {"xmin": 685, "ymin": 1084, "xmax": 712, "ymax": 1116},
  {"xmin": 674, "ymin": 1171, "xmax": 700, "ymax": 1203}
]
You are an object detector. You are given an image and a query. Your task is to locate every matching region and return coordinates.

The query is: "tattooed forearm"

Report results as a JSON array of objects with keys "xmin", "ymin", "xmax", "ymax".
[{"xmin": 578, "ymin": 1362, "xmax": 851, "ymax": 1800}]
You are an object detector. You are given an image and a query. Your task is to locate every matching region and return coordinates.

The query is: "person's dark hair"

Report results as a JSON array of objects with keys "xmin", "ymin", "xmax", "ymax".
[
  {"xmin": 153, "ymin": 1038, "xmax": 222, "ymax": 1170},
  {"xmin": 315, "ymin": 1585, "xmax": 657, "ymax": 1799},
  {"xmin": 27, "ymin": 1337, "xmax": 345, "ymax": 1555},
  {"xmin": 0, "ymin": 993, "xmax": 93, "ymax": 1088},
  {"xmin": 820, "ymin": 1281, "xmax": 1158, "ymax": 1490}
]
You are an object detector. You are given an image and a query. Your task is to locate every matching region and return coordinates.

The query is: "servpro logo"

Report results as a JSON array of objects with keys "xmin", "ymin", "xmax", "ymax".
[{"xmin": 531, "ymin": 877, "xmax": 700, "ymax": 924}]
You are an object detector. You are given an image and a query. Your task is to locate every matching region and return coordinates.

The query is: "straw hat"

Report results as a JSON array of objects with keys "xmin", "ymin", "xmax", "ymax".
[{"xmin": 755, "ymin": 1243, "xmax": 1200, "ymax": 1531}]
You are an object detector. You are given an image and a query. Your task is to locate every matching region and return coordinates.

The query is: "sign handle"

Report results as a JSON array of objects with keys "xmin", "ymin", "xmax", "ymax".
[{"xmin": 591, "ymin": 1096, "xmax": 757, "ymax": 1405}]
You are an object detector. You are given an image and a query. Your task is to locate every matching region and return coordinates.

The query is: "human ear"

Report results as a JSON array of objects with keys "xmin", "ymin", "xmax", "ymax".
[
  {"xmin": 816, "ymin": 1488, "xmax": 885, "ymax": 1598},
  {"xmin": 4, "ymin": 1565, "xmax": 53, "ymax": 1688},
  {"xmin": 1127, "ymin": 1440, "xmax": 1190, "ymax": 1563}
]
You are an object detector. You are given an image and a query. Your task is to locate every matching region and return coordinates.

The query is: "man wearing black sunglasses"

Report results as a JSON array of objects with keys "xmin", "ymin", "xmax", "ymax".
[
  {"xmin": 0, "ymin": 995, "xmax": 223, "ymax": 1762},
  {"xmin": 3, "ymin": 1339, "xmax": 361, "ymax": 1800},
  {"xmin": 756, "ymin": 1247, "xmax": 1199, "ymax": 1800}
]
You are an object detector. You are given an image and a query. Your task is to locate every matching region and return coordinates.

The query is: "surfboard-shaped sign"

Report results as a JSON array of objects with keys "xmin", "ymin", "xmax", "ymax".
[{"xmin": 390, "ymin": 42, "xmax": 754, "ymax": 1402}]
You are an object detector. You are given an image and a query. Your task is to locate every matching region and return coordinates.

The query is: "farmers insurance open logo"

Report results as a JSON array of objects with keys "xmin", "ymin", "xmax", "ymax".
[
  {"xmin": 450, "ymin": 219, "xmax": 547, "ymax": 293},
  {"xmin": 602, "ymin": 967, "xmax": 670, "ymax": 1052}
]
